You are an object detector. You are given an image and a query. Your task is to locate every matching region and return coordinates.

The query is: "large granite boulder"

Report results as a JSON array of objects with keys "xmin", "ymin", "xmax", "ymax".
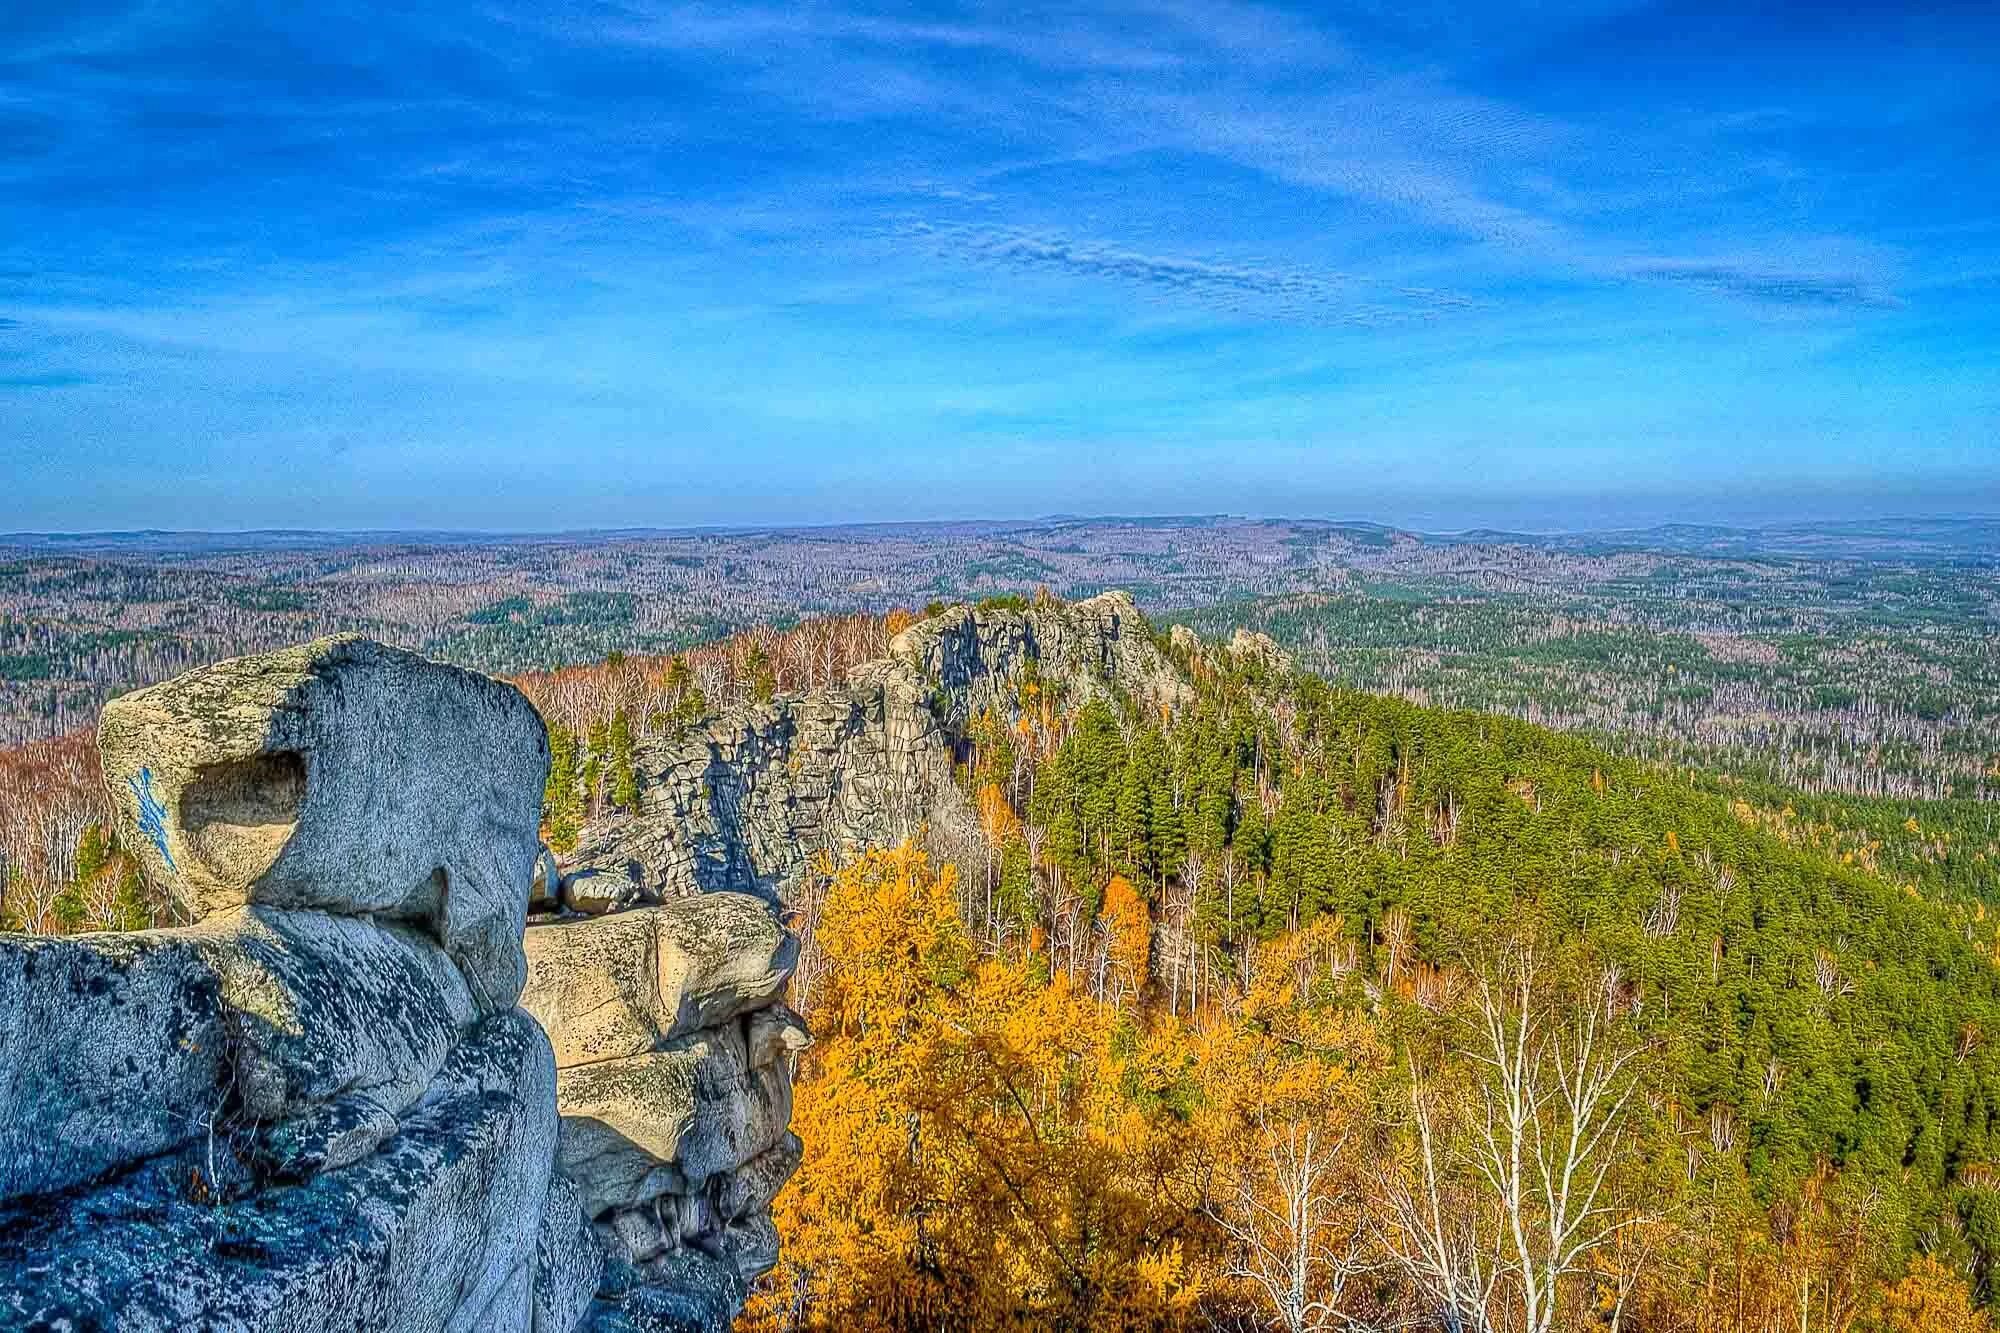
[{"xmin": 98, "ymin": 635, "xmax": 549, "ymax": 1010}]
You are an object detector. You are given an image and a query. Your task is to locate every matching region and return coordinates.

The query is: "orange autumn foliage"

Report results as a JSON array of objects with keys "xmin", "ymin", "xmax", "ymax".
[
  {"xmin": 754, "ymin": 844, "xmax": 1970, "ymax": 1333},
  {"xmin": 753, "ymin": 845, "xmax": 1203, "ymax": 1332},
  {"xmin": 977, "ymin": 781, "xmax": 1021, "ymax": 845},
  {"xmin": 754, "ymin": 845, "xmax": 1421, "ymax": 1333},
  {"xmin": 1870, "ymin": 1255, "xmax": 1989, "ymax": 1333},
  {"xmin": 1099, "ymin": 874, "xmax": 1150, "ymax": 1007}
]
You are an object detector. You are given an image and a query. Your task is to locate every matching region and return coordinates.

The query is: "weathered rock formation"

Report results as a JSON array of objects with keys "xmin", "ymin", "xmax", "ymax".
[
  {"xmin": 559, "ymin": 590, "xmax": 1186, "ymax": 905},
  {"xmin": 521, "ymin": 897, "xmax": 807, "ymax": 1316},
  {"xmin": 0, "ymin": 637, "xmax": 799, "ymax": 1332},
  {"xmin": 892, "ymin": 588, "xmax": 1190, "ymax": 733},
  {"xmin": 97, "ymin": 635, "xmax": 546, "ymax": 1012}
]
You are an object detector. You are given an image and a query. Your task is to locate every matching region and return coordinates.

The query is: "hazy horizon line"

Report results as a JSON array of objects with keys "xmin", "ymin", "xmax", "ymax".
[{"xmin": 5, "ymin": 510, "xmax": 1999, "ymax": 544}]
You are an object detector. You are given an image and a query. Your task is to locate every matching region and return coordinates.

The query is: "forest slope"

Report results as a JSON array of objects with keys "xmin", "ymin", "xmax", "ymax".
[
  {"xmin": 717, "ymin": 598, "xmax": 2000, "ymax": 1328},
  {"xmin": 510, "ymin": 594, "xmax": 2000, "ymax": 1323}
]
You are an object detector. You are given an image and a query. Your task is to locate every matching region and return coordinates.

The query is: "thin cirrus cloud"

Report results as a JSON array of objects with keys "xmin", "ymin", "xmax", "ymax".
[
  {"xmin": 1620, "ymin": 260, "xmax": 1901, "ymax": 311},
  {"xmin": 893, "ymin": 221, "xmax": 1479, "ymax": 326},
  {"xmin": 571, "ymin": 3, "xmax": 1900, "ymax": 314},
  {"xmin": 0, "ymin": 0, "xmax": 1995, "ymax": 529}
]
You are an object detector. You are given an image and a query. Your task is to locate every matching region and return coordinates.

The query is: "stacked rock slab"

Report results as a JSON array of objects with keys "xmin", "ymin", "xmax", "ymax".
[
  {"xmin": 0, "ymin": 637, "xmax": 797, "ymax": 1333},
  {"xmin": 519, "ymin": 894, "xmax": 807, "ymax": 1320},
  {"xmin": 559, "ymin": 590, "xmax": 1187, "ymax": 906}
]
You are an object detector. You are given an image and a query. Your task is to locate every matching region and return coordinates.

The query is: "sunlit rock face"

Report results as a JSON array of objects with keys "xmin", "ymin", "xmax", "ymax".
[
  {"xmin": 555, "ymin": 590, "xmax": 1188, "ymax": 909},
  {"xmin": 0, "ymin": 638, "xmax": 798, "ymax": 1333}
]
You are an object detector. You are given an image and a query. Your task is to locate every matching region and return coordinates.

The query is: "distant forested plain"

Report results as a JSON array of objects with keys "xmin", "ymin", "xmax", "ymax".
[
  {"xmin": 2, "ymin": 517, "xmax": 1993, "ymax": 801},
  {"xmin": 0, "ymin": 518, "xmax": 1990, "ymax": 894},
  {"xmin": 4, "ymin": 516, "xmax": 1994, "ymax": 935}
]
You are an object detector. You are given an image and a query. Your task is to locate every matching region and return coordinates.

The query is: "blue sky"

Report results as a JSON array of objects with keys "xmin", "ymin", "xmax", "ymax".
[{"xmin": 2, "ymin": 0, "xmax": 1996, "ymax": 531}]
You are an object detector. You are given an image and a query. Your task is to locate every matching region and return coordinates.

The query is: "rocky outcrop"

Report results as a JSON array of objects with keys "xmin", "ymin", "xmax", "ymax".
[
  {"xmin": 886, "ymin": 588, "xmax": 1190, "ymax": 732},
  {"xmin": 97, "ymin": 634, "xmax": 547, "ymax": 1011},
  {"xmin": 1, "ymin": 1005, "xmax": 565, "ymax": 1332},
  {"xmin": 520, "ymin": 895, "xmax": 806, "ymax": 1307},
  {"xmin": 0, "ymin": 637, "xmax": 797, "ymax": 1333},
  {"xmin": 559, "ymin": 591, "xmax": 1185, "ymax": 907},
  {"xmin": 0, "ymin": 906, "xmax": 482, "ymax": 1205}
]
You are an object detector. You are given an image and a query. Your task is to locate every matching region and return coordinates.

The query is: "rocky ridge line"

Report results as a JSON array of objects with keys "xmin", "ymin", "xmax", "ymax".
[{"xmin": 553, "ymin": 590, "xmax": 1196, "ymax": 908}]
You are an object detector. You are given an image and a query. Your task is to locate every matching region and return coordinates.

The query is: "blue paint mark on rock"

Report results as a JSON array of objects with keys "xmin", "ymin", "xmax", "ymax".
[{"xmin": 127, "ymin": 767, "xmax": 176, "ymax": 872}]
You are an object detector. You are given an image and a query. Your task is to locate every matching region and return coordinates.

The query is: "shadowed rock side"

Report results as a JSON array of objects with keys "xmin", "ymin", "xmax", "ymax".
[
  {"xmin": 558, "ymin": 590, "xmax": 1189, "ymax": 905},
  {"xmin": 0, "ymin": 637, "xmax": 798, "ymax": 1333}
]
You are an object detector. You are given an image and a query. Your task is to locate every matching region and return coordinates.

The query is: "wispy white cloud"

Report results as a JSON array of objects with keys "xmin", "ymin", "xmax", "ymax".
[
  {"xmin": 520, "ymin": 0, "xmax": 1906, "ymax": 318},
  {"xmin": 555, "ymin": 0, "xmax": 1340, "ymax": 74},
  {"xmin": 1621, "ymin": 259, "xmax": 1901, "ymax": 310},
  {"xmin": 8, "ymin": 0, "xmax": 1913, "ymax": 319},
  {"xmin": 894, "ymin": 220, "xmax": 1478, "ymax": 325}
]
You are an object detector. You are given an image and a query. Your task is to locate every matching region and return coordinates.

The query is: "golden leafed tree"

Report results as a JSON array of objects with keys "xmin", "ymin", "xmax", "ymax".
[
  {"xmin": 755, "ymin": 845, "xmax": 1204, "ymax": 1332},
  {"xmin": 1868, "ymin": 1255, "xmax": 1989, "ymax": 1333},
  {"xmin": 1099, "ymin": 873, "xmax": 1151, "ymax": 1009}
]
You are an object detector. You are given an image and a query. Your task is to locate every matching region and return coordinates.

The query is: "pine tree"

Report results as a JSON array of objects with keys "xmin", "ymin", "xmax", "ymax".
[
  {"xmin": 583, "ymin": 717, "xmax": 608, "ymax": 816},
  {"xmin": 544, "ymin": 723, "xmax": 584, "ymax": 852},
  {"xmin": 112, "ymin": 862, "xmax": 150, "ymax": 931},
  {"xmin": 996, "ymin": 836, "xmax": 1035, "ymax": 933},
  {"xmin": 747, "ymin": 645, "xmax": 777, "ymax": 705},
  {"xmin": 609, "ymin": 709, "xmax": 639, "ymax": 810},
  {"xmin": 1113, "ymin": 761, "xmax": 1151, "ymax": 886},
  {"xmin": 662, "ymin": 656, "xmax": 707, "ymax": 731},
  {"xmin": 74, "ymin": 823, "xmax": 109, "ymax": 884}
]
